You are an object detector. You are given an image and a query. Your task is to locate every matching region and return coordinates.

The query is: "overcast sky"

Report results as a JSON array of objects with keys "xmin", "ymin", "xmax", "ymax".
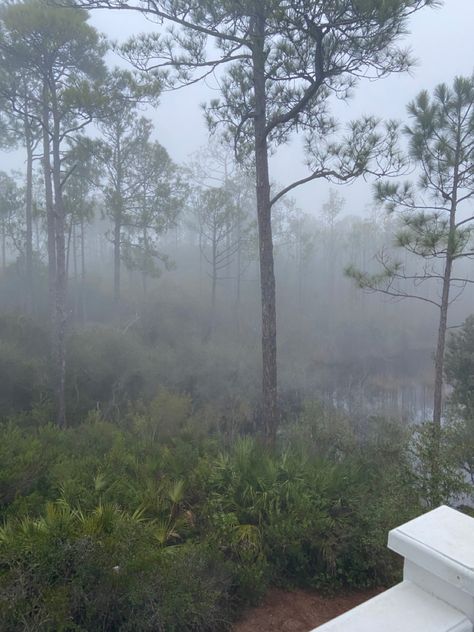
[
  {"xmin": 89, "ymin": 1, "xmax": 474, "ymax": 216},
  {"xmin": 3, "ymin": 2, "xmax": 474, "ymax": 217}
]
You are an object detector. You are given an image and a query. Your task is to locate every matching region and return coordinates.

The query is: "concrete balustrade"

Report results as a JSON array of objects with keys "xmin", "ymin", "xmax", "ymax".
[{"xmin": 311, "ymin": 505, "xmax": 474, "ymax": 632}]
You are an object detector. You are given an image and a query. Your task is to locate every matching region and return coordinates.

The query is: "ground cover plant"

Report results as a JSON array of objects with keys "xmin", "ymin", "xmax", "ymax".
[{"xmin": 0, "ymin": 397, "xmax": 435, "ymax": 631}]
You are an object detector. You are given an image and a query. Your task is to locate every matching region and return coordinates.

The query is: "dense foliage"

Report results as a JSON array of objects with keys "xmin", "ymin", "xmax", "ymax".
[
  {"xmin": 0, "ymin": 325, "xmax": 469, "ymax": 631},
  {"xmin": 0, "ymin": 401, "xmax": 425, "ymax": 631}
]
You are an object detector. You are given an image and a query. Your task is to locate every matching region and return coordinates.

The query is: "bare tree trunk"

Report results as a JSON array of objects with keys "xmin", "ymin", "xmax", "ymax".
[
  {"xmin": 114, "ymin": 217, "xmax": 121, "ymax": 314},
  {"xmin": 198, "ymin": 229, "xmax": 203, "ymax": 293},
  {"xmin": 51, "ymin": 86, "xmax": 67, "ymax": 428},
  {"xmin": 34, "ymin": 216, "xmax": 40, "ymax": 254},
  {"xmin": 113, "ymin": 141, "xmax": 123, "ymax": 319},
  {"xmin": 430, "ymin": 177, "xmax": 457, "ymax": 506},
  {"xmin": 142, "ymin": 225, "xmax": 148, "ymax": 296},
  {"xmin": 296, "ymin": 216, "xmax": 303, "ymax": 311},
  {"xmin": 72, "ymin": 222, "xmax": 77, "ymax": 281},
  {"xmin": 252, "ymin": 8, "xmax": 278, "ymax": 444},
  {"xmin": 1, "ymin": 219, "xmax": 5, "ymax": 271},
  {"xmin": 41, "ymin": 85, "xmax": 56, "ymax": 321},
  {"xmin": 235, "ymin": 209, "xmax": 242, "ymax": 334},
  {"xmin": 210, "ymin": 224, "xmax": 217, "ymax": 336},
  {"xmin": 41, "ymin": 84, "xmax": 64, "ymax": 424},
  {"xmin": 433, "ymin": 262, "xmax": 452, "ymax": 430},
  {"xmin": 72, "ymin": 221, "xmax": 78, "ymax": 319},
  {"xmin": 203, "ymin": 225, "xmax": 217, "ymax": 343},
  {"xmin": 79, "ymin": 215, "xmax": 85, "ymax": 323},
  {"xmin": 65, "ymin": 218, "xmax": 73, "ymax": 282},
  {"xmin": 24, "ymin": 121, "xmax": 34, "ymax": 313},
  {"xmin": 428, "ymin": 257, "xmax": 452, "ymax": 507}
]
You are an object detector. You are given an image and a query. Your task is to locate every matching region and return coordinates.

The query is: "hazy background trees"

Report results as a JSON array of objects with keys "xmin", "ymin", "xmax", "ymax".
[
  {"xmin": 347, "ymin": 75, "xmax": 474, "ymax": 503},
  {"xmin": 1, "ymin": 3, "xmax": 474, "ymax": 627},
  {"xmin": 80, "ymin": 0, "xmax": 438, "ymax": 442},
  {"xmin": 0, "ymin": 0, "xmax": 472, "ymax": 453},
  {"xmin": 0, "ymin": 0, "xmax": 107, "ymax": 425}
]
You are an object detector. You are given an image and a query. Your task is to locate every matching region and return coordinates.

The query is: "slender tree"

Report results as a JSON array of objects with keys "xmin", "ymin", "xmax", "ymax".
[
  {"xmin": 0, "ymin": 171, "xmax": 23, "ymax": 270},
  {"xmin": 279, "ymin": 202, "xmax": 318, "ymax": 311},
  {"xmin": 62, "ymin": 139, "xmax": 97, "ymax": 323},
  {"xmin": 347, "ymin": 75, "xmax": 474, "ymax": 504},
  {"xmin": 95, "ymin": 69, "xmax": 160, "ymax": 311},
  {"xmin": 194, "ymin": 185, "xmax": 241, "ymax": 339},
  {"xmin": 0, "ymin": 66, "xmax": 41, "ymax": 310},
  {"xmin": 229, "ymin": 175, "xmax": 258, "ymax": 329},
  {"xmin": 0, "ymin": 0, "xmax": 106, "ymax": 425},
  {"xmin": 188, "ymin": 144, "xmax": 256, "ymax": 334},
  {"xmin": 120, "ymin": 133, "xmax": 184, "ymax": 294},
  {"xmin": 72, "ymin": 0, "xmax": 436, "ymax": 441},
  {"xmin": 97, "ymin": 106, "xmax": 178, "ymax": 309}
]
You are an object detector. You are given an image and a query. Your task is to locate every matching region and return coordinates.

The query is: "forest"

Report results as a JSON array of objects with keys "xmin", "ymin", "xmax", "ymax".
[{"xmin": 0, "ymin": 0, "xmax": 473, "ymax": 630}]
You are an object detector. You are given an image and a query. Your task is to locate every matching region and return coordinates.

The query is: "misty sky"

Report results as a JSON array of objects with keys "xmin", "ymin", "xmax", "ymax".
[{"xmin": 2, "ymin": 1, "xmax": 474, "ymax": 217}]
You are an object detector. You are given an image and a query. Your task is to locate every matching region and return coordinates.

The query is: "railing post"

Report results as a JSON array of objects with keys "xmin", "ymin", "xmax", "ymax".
[
  {"xmin": 388, "ymin": 505, "xmax": 474, "ymax": 621},
  {"xmin": 311, "ymin": 505, "xmax": 474, "ymax": 632}
]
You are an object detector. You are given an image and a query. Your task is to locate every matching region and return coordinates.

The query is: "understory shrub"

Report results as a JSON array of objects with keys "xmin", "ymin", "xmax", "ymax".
[
  {"xmin": 201, "ymin": 437, "xmax": 418, "ymax": 590},
  {"xmin": 0, "ymin": 502, "xmax": 233, "ymax": 631},
  {"xmin": 0, "ymin": 405, "xmax": 430, "ymax": 629}
]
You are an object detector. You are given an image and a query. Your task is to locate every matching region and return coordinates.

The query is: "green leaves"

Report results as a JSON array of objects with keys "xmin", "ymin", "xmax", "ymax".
[
  {"xmin": 405, "ymin": 74, "xmax": 474, "ymax": 200},
  {"xmin": 82, "ymin": 0, "xmax": 437, "ymax": 163},
  {"xmin": 445, "ymin": 316, "xmax": 474, "ymax": 417},
  {"xmin": 300, "ymin": 116, "xmax": 403, "ymax": 197},
  {"xmin": 0, "ymin": 406, "xmax": 431, "ymax": 627},
  {"xmin": 1, "ymin": 0, "xmax": 106, "ymax": 80},
  {"xmin": 351, "ymin": 74, "xmax": 474, "ymax": 313}
]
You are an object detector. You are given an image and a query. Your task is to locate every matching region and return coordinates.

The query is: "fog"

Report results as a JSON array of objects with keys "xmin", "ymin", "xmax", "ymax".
[
  {"xmin": 1, "ymin": 177, "xmax": 473, "ymax": 424},
  {"xmin": 2, "ymin": 2, "xmax": 474, "ymax": 626},
  {"xmin": 87, "ymin": 0, "xmax": 474, "ymax": 212},
  {"xmin": 0, "ymin": 0, "xmax": 473, "ymax": 430}
]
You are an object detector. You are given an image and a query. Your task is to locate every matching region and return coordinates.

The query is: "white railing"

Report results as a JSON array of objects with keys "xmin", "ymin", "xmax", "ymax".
[{"xmin": 311, "ymin": 505, "xmax": 474, "ymax": 632}]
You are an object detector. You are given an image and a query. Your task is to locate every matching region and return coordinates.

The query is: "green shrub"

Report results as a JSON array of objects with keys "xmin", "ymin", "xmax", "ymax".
[
  {"xmin": 0, "ymin": 407, "xmax": 428, "ymax": 627},
  {"xmin": 66, "ymin": 327, "xmax": 161, "ymax": 424},
  {"xmin": 154, "ymin": 544, "xmax": 233, "ymax": 631},
  {"xmin": 132, "ymin": 388, "xmax": 193, "ymax": 442},
  {"xmin": 409, "ymin": 421, "xmax": 468, "ymax": 508},
  {"xmin": 0, "ymin": 502, "xmax": 233, "ymax": 631}
]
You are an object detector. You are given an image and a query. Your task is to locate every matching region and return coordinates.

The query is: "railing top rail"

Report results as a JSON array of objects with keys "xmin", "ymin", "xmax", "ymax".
[
  {"xmin": 312, "ymin": 506, "xmax": 474, "ymax": 632},
  {"xmin": 388, "ymin": 505, "xmax": 474, "ymax": 593},
  {"xmin": 311, "ymin": 581, "xmax": 472, "ymax": 632}
]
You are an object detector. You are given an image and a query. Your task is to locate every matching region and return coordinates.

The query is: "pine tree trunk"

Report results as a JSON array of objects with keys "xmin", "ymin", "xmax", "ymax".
[
  {"xmin": 235, "ymin": 209, "xmax": 242, "ymax": 334},
  {"xmin": 42, "ymin": 84, "xmax": 62, "ymax": 424},
  {"xmin": 42, "ymin": 85, "xmax": 56, "ymax": 322},
  {"xmin": 252, "ymin": 8, "xmax": 278, "ymax": 444},
  {"xmin": 113, "ymin": 217, "xmax": 121, "ymax": 314},
  {"xmin": 65, "ymin": 218, "xmax": 73, "ymax": 283},
  {"xmin": 72, "ymin": 221, "xmax": 78, "ymax": 319},
  {"xmin": 24, "ymin": 121, "xmax": 34, "ymax": 313},
  {"xmin": 1, "ymin": 220, "xmax": 5, "ymax": 271},
  {"xmin": 198, "ymin": 229, "xmax": 203, "ymax": 293},
  {"xmin": 51, "ymin": 85, "xmax": 67, "ymax": 428},
  {"xmin": 433, "ymin": 262, "xmax": 451, "ymax": 430},
  {"xmin": 203, "ymin": 225, "xmax": 217, "ymax": 342},
  {"xmin": 430, "ymin": 175, "xmax": 458, "ymax": 506},
  {"xmin": 428, "ymin": 257, "xmax": 451, "ymax": 507},
  {"xmin": 142, "ymin": 225, "xmax": 148, "ymax": 296},
  {"xmin": 210, "ymin": 224, "xmax": 217, "ymax": 336},
  {"xmin": 113, "ymin": 138, "xmax": 123, "ymax": 321},
  {"xmin": 79, "ymin": 215, "xmax": 86, "ymax": 324}
]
